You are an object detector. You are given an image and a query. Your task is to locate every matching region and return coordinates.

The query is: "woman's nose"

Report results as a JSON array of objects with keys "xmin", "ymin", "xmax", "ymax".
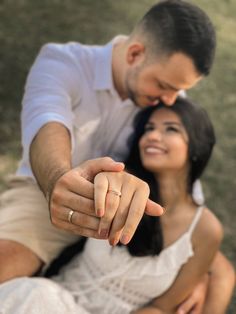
[{"xmin": 146, "ymin": 129, "xmax": 162, "ymax": 141}]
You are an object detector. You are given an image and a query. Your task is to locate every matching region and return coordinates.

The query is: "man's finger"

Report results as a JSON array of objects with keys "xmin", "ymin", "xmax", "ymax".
[
  {"xmin": 78, "ymin": 157, "xmax": 125, "ymax": 181},
  {"xmin": 55, "ymin": 219, "xmax": 103, "ymax": 238}
]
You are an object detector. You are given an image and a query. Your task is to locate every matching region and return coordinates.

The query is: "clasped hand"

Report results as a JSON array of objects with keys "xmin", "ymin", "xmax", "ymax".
[{"xmin": 49, "ymin": 157, "xmax": 164, "ymax": 245}]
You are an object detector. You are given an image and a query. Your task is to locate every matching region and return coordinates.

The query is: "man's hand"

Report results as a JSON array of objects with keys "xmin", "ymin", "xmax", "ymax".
[
  {"xmin": 49, "ymin": 157, "xmax": 124, "ymax": 238},
  {"xmin": 50, "ymin": 158, "xmax": 164, "ymax": 242},
  {"xmin": 176, "ymin": 274, "xmax": 208, "ymax": 314},
  {"xmin": 94, "ymin": 171, "xmax": 164, "ymax": 245},
  {"xmin": 30, "ymin": 123, "xmax": 163, "ymax": 242}
]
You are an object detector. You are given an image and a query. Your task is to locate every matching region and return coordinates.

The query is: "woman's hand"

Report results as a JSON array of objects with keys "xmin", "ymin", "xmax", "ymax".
[
  {"xmin": 175, "ymin": 274, "xmax": 208, "ymax": 314},
  {"xmin": 94, "ymin": 171, "xmax": 163, "ymax": 246},
  {"xmin": 49, "ymin": 158, "xmax": 124, "ymax": 238}
]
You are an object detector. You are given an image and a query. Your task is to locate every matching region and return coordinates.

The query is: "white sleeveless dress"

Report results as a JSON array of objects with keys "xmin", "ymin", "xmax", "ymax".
[{"xmin": 0, "ymin": 207, "xmax": 204, "ymax": 314}]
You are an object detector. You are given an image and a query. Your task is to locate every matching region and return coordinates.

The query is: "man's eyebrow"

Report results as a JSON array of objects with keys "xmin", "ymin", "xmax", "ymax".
[{"xmin": 159, "ymin": 80, "xmax": 180, "ymax": 92}]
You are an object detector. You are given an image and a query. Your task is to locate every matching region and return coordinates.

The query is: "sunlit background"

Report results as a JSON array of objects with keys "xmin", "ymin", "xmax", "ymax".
[{"xmin": 0, "ymin": 1, "xmax": 235, "ymax": 311}]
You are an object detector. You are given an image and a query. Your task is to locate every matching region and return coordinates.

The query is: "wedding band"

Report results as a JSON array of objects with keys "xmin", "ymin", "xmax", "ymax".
[
  {"xmin": 68, "ymin": 210, "xmax": 75, "ymax": 223},
  {"xmin": 108, "ymin": 189, "xmax": 122, "ymax": 197}
]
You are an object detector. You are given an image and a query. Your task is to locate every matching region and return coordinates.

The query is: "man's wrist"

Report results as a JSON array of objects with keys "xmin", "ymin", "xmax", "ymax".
[{"xmin": 45, "ymin": 168, "xmax": 70, "ymax": 204}]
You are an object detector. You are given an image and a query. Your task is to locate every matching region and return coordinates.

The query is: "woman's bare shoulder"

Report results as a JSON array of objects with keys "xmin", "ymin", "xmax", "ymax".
[{"xmin": 194, "ymin": 206, "xmax": 223, "ymax": 246}]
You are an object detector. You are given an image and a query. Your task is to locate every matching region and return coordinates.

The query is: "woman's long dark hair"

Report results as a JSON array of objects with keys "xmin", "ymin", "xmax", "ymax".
[{"xmin": 125, "ymin": 96, "xmax": 216, "ymax": 256}]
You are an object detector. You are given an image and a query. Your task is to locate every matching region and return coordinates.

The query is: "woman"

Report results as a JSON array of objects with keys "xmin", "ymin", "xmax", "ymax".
[{"xmin": 0, "ymin": 97, "xmax": 234, "ymax": 313}]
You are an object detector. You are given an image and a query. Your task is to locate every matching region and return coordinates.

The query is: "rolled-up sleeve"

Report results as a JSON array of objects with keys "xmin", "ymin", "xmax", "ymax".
[{"xmin": 21, "ymin": 43, "xmax": 81, "ymax": 161}]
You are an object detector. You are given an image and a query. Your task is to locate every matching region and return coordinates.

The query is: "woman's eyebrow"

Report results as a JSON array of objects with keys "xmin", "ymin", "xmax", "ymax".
[{"xmin": 163, "ymin": 121, "xmax": 181, "ymax": 126}]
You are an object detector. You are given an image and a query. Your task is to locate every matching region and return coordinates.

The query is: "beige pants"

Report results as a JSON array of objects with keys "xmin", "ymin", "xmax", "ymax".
[{"xmin": 0, "ymin": 176, "xmax": 79, "ymax": 265}]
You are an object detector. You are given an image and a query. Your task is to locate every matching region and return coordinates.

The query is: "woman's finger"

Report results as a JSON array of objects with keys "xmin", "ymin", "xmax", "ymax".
[
  {"xmin": 120, "ymin": 183, "xmax": 150, "ymax": 245},
  {"xmin": 94, "ymin": 173, "xmax": 109, "ymax": 217},
  {"xmin": 108, "ymin": 179, "xmax": 136, "ymax": 245},
  {"xmin": 98, "ymin": 186, "xmax": 122, "ymax": 238}
]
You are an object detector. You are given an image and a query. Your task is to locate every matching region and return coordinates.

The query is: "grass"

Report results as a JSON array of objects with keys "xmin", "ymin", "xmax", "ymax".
[{"xmin": 0, "ymin": 0, "xmax": 235, "ymax": 311}]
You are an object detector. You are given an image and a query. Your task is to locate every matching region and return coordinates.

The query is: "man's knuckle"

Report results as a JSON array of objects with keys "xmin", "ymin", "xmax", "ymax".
[{"xmin": 51, "ymin": 188, "xmax": 61, "ymax": 201}]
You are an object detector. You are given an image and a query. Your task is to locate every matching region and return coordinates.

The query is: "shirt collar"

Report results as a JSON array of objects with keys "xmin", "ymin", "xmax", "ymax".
[{"xmin": 93, "ymin": 36, "xmax": 127, "ymax": 96}]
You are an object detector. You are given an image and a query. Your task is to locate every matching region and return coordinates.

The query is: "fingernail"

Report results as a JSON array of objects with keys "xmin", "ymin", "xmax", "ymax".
[
  {"xmin": 111, "ymin": 237, "xmax": 119, "ymax": 246},
  {"xmin": 120, "ymin": 234, "xmax": 130, "ymax": 245},
  {"xmin": 162, "ymin": 206, "xmax": 166, "ymax": 214},
  {"xmin": 97, "ymin": 209, "xmax": 104, "ymax": 217},
  {"xmin": 100, "ymin": 229, "xmax": 109, "ymax": 238}
]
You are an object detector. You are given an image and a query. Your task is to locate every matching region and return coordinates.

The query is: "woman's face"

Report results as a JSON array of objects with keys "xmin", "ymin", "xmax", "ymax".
[{"xmin": 139, "ymin": 108, "xmax": 189, "ymax": 174}]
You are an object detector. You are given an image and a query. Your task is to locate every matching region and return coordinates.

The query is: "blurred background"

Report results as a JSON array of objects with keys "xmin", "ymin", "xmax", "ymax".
[{"xmin": 0, "ymin": 0, "xmax": 235, "ymax": 311}]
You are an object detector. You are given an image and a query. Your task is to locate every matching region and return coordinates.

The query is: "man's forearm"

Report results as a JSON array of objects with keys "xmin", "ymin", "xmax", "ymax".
[{"xmin": 30, "ymin": 122, "xmax": 72, "ymax": 199}]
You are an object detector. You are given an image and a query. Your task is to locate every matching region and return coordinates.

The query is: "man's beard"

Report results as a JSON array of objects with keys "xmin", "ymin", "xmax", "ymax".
[
  {"xmin": 125, "ymin": 68, "xmax": 142, "ymax": 107},
  {"xmin": 126, "ymin": 85, "xmax": 140, "ymax": 106}
]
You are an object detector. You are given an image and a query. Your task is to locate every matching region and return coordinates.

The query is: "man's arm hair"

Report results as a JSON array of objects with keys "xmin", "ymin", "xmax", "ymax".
[{"xmin": 30, "ymin": 121, "xmax": 72, "ymax": 201}]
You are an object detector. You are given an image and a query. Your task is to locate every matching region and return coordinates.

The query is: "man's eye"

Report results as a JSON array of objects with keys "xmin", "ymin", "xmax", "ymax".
[{"xmin": 157, "ymin": 82, "xmax": 166, "ymax": 90}]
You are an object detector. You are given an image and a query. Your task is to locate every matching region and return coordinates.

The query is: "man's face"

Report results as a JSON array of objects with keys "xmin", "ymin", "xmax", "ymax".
[{"xmin": 124, "ymin": 52, "xmax": 202, "ymax": 108}]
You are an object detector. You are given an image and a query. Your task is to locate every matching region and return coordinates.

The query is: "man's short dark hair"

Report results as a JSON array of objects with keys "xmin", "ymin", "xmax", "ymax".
[{"xmin": 134, "ymin": 0, "xmax": 216, "ymax": 75}]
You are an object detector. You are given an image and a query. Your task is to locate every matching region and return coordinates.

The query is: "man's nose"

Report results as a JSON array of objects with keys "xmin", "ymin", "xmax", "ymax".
[{"xmin": 161, "ymin": 91, "xmax": 178, "ymax": 106}]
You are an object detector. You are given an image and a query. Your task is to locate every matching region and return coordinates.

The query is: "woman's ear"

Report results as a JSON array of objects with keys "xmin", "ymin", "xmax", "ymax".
[{"xmin": 126, "ymin": 42, "xmax": 146, "ymax": 66}]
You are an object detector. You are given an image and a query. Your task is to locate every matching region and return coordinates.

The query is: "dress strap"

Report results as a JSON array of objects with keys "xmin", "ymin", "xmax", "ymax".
[{"xmin": 188, "ymin": 206, "xmax": 205, "ymax": 236}]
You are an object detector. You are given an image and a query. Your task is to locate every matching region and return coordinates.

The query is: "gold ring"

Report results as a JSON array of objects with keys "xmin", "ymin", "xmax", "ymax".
[
  {"xmin": 68, "ymin": 210, "xmax": 75, "ymax": 223},
  {"xmin": 108, "ymin": 189, "xmax": 122, "ymax": 197}
]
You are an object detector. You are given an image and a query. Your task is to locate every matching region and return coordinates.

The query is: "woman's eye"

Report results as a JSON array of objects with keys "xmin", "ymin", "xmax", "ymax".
[
  {"xmin": 166, "ymin": 126, "xmax": 179, "ymax": 132},
  {"xmin": 144, "ymin": 125, "xmax": 154, "ymax": 132}
]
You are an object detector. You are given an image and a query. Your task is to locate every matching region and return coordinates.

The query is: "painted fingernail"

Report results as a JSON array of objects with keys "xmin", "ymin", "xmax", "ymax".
[
  {"xmin": 110, "ymin": 237, "xmax": 119, "ymax": 246},
  {"xmin": 120, "ymin": 234, "xmax": 130, "ymax": 245}
]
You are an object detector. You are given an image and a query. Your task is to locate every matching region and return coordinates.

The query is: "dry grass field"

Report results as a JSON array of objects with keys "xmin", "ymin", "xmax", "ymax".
[{"xmin": 0, "ymin": 0, "xmax": 235, "ymax": 311}]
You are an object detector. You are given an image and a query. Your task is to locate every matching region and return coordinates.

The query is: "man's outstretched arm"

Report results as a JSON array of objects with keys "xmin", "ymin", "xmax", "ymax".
[{"xmin": 30, "ymin": 122, "xmax": 163, "ymax": 240}]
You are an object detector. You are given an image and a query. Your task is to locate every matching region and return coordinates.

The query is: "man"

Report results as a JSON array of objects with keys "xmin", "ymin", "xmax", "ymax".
[{"xmin": 0, "ymin": 0, "xmax": 215, "ymax": 283}]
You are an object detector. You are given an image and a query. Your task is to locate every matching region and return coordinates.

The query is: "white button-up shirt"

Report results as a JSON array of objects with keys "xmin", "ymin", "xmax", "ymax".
[{"xmin": 17, "ymin": 36, "xmax": 140, "ymax": 178}]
